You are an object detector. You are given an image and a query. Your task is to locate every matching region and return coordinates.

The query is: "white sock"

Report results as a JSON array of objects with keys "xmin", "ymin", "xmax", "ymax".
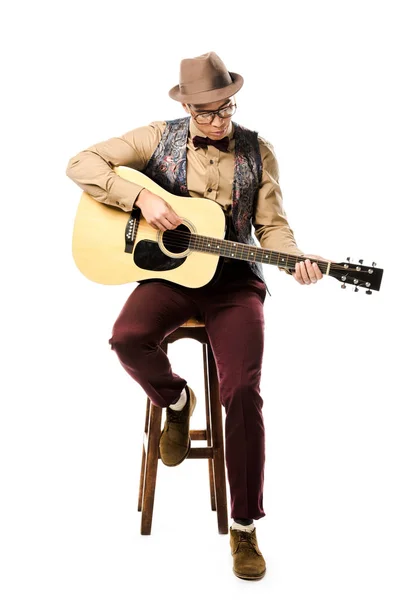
[
  {"xmin": 170, "ymin": 387, "xmax": 188, "ymax": 411},
  {"xmin": 231, "ymin": 521, "xmax": 255, "ymax": 533}
]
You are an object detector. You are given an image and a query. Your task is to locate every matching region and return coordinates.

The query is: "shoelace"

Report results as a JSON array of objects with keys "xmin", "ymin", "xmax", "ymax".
[
  {"xmin": 166, "ymin": 406, "xmax": 188, "ymax": 424},
  {"xmin": 236, "ymin": 531, "xmax": 258, "ymax": 552}
]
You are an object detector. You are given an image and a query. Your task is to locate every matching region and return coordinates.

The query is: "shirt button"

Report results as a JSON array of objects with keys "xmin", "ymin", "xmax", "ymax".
[
  {"xmin": 208, "ymin": 188, "xmax": 212, "ymax": 193},
  {"xmin": 210, "ymin": 160, "xmax": 214, "ymax": 164}
]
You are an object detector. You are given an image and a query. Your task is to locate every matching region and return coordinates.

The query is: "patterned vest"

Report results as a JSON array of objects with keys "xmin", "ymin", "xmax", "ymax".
[{"xmin": 143, "ymin": 116, "xmax": 266, "ymax": 284}]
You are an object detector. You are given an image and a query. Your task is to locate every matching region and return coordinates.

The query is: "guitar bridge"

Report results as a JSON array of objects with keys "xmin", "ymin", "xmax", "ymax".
[{"xmin": 124, "ymin": 208, "xmax": 140, "ymax": 254}]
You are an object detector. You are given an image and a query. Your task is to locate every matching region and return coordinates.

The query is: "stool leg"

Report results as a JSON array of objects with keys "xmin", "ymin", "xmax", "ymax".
[
  {"xmin": 138, "ymin": 397, "xmax": 151, "ymax": 512},
  {"xmin": 140, "ymin": 401, "xmax": 162, "ymax": 535},
  {"xmin": 207, "ymin": 344, "xmax": 229, "ymax": 534},
  {"xmin": 138, "ymin": 340, "xmax": 168, "ymax": 534},
  {"xmin": 203, "ymin": 344, "xmax": 216, "ymax": 511}
]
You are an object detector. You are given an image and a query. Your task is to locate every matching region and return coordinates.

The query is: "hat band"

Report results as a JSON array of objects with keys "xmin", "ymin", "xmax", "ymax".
[{"xmin": 179, "ymin": 73, "xmax": 233, "ymax": 96}]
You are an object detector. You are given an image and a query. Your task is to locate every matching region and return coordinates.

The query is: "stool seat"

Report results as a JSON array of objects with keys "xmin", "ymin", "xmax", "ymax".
[
  {"xmin": 137, "ymin": 319, "xmax": 228, "ymax": 535},
  {"xmin": 180, "ymin": 317, "xmax": 204, "ymax": 327}
]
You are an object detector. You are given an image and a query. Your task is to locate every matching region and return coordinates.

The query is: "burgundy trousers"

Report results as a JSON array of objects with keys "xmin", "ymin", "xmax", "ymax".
[{"xmin": 109, "ymin": 262, "xmax": 267, "ymax": 520}]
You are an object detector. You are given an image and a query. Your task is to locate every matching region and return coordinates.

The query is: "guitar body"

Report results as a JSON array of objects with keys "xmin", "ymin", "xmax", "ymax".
[{"xmin": 72, "ymin": 167, "xmax": 226, "ymax": 287}]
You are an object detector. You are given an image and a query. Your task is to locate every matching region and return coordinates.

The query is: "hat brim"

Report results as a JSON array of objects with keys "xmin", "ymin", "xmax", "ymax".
[{"xmin": 169, "ymin": 72, "xmax": 243, "ymax": 104}]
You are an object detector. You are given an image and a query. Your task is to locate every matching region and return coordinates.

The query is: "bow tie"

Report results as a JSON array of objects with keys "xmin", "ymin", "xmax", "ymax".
[{"xmin": 192, "ymin": 135, "xmax": 230, "ymax": 152}]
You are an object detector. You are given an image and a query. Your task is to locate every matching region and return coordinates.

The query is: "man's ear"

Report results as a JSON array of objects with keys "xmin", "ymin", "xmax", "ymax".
[{"xmin": 182, "ymin": 103, "xmax": 190, "ymax": 114}]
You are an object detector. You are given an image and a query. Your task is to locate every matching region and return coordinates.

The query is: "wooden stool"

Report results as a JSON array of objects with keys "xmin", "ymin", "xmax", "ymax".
[{"xmin": 137, "ymin": 317, "xmax": 229, "ymax": 535}]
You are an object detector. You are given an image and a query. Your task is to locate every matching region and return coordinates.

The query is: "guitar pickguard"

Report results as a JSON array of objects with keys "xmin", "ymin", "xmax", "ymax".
[{"xmin": 134, "ymin": 240, "xmax": 186, "ymax": 271}]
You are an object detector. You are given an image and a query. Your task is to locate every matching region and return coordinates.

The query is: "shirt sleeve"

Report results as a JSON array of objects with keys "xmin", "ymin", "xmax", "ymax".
[
  {"xmin": 253, "ymin": 137, "xmax": 304, "ymax": 274},
  {"xmin": 66, "ymin": 121, "xmax": 166, "ymax": 211}
]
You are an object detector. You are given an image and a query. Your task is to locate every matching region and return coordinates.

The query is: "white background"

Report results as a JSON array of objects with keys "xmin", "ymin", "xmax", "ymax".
[{"xmin": 1, "ymin": 1, "xmax": 399, "ymax": 599}]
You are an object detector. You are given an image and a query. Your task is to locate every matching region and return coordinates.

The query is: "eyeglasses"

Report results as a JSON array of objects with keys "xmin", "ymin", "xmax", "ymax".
[{"xmin": 190, "ymin": 103, "xmax": 237, "ymax": 124}]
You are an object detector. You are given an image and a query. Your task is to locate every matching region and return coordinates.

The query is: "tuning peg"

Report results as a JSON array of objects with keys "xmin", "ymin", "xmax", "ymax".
[
  {"xmin": 341, "ymin": 283, "xmax": 347, "ymax": 289},
  {"xmin": 372, "ymin": 262, "xmax": 377, "ymax": 267},
  {"xmin": 366, "ymin": 290, "xmax": 372, "ymax": 295},
  {"xmin": 359, "ymin": 259, "xmax": 364, "ymax": 264},
  {"xmin": 346, "ymin": 256, "xmax": 351, "ymax": 262},
  {"xmin": 354, "ymin": 286, "xmax": 359, "ymax": 292}
]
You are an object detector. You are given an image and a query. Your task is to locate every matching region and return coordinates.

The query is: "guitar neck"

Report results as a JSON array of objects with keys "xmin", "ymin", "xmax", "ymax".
[{"xmin": 188, "ymin": 234, "xmax": 330, "ymax": 274}]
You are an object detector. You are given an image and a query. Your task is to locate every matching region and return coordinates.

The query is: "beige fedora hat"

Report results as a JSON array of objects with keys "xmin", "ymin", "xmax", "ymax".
[{"xmin": 169, "ymin": 51, "xmax": 244, "ymax": 104}]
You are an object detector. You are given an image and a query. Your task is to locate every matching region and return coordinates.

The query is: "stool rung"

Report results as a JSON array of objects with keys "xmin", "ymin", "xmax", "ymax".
[
  {"xmin": 188, "ymin": 447, "xmax": 213, "ymax": 459},
  {"xmin": 190, "ymin": 429, "xmax": 207, "ymax": 441},
  {"xmin": 144, "ymin": 430, "xmax": 208, "ymax": 450}
]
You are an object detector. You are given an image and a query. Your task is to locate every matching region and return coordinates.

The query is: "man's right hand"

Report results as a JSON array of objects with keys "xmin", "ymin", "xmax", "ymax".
[{"xmin": 136, "ymin": 188, "xmax": 183, "ymax": 232}]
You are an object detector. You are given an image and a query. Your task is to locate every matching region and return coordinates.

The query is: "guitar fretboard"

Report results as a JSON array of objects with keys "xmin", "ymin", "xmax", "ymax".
[{"xmin": 187, "ymin": 234, "xmax": 329, "ymax": 274}]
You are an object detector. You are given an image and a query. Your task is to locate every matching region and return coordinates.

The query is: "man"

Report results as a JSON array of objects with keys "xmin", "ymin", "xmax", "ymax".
[{"xmin": 66, "ymin": 51, "xmax": 327, "ymax": 580}]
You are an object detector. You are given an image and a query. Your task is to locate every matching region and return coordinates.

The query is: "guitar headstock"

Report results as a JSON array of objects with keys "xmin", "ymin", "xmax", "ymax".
[{"xmin": 329, "ymin": 258, "xmax": 383, "ymax": 293}]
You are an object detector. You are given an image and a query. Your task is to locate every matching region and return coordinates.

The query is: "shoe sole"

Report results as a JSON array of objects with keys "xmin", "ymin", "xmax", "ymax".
[
  {"xmin": 159, "ymin": 389, "xmax": 197, "ymax": 467},
  {"xmin": 233, "ymin": 568, "xmax": 266, "ymax": 580}
]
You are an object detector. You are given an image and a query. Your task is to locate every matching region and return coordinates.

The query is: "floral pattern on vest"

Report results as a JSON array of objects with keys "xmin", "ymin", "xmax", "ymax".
[{"xmin": 144, "ymin": 119, "xmax": 190, "ymax": 197}]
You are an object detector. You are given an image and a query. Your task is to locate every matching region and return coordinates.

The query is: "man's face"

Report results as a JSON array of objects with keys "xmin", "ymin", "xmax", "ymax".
[{"xmin": 183, "ymin": 97, "xmax": 235, "ymax": 140}]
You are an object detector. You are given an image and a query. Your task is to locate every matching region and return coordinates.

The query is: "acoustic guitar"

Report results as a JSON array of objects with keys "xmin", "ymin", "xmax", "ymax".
[{"xmin": 72, "ymin": 166, "xmax": 383, "ymax": 293}]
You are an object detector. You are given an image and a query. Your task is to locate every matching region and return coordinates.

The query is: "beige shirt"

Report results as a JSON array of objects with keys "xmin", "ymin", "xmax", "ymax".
[{"xmin": 66, "ymin": 118, "xmax": 304, "ymax": 269}]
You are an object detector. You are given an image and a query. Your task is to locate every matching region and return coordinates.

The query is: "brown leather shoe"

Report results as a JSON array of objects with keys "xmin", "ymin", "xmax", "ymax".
[
  {"xmin": 159, "ymin": 386, "xmax": 196, "ymax": 467},
  {"xmin": 230, "ymin": 526, "xmax": 266, "ymax": 580}
]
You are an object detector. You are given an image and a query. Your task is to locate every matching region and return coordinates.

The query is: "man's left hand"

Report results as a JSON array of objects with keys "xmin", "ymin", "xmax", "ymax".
[{"xmin": 293, "ymin": 254, "xmax": 331, "ymax": 285}]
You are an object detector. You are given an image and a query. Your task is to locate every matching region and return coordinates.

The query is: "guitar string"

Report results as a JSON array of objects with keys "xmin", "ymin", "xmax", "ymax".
[
  {"xmin": 158, "ymin": 235, "xmax": 371, "ymax": 274},
  {"xmin": 144, "ymin": 229, "xmax": 376, "ymax": 276}
]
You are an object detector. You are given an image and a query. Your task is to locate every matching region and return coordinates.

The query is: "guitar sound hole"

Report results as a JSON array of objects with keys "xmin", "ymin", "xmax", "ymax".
[{"xmin": 162, "ymin": 224, "xmax": 191, "ymax": 254}]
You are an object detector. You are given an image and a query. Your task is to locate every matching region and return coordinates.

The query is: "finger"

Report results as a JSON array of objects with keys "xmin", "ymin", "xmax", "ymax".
[
  {"xmin": 163, "ymin": 216, "xmax": 178, "ymax": 230},
  {"xmin": 166, "ymin": 215, "xmax": 183, "ymax": 229},
  {"xmin": 300, "ymin": 260, "xmax": 311, "ymax": 284},
  {"xmin": 294, "ymin": 262, "xmax": 304, "ymax": 284},
  {"xmin": 154, "ymin": 219, "xmax": 167, "ymax": 232},
  {"xmin": 164, "ymin": 204, "xmax": 183, "ymax": 227},
  {"xmin": 158, "ymin": 216, "xmax": 176, "ymax": 230},
  {"xmin": 307, "ymin": 261, "xmax": 323, "ymax": 280},
  {"xmin": 304, "ymin": 257, "xmax": 324, "ymax": 280},
  {"xmin": 306, "ymin": 260, "xmax": 318, "ymax": 283},
  {"xmin": 307, "ymin": 260, "xmax": 320, "ymax": 283},
  {"xmin": 149, "ymin": 220, "xmax": 163, "ymax": 231},
  {"xmin": 154, "ymin": 214, "xmax": 176, "ymax": 230},
  {"xmin": 166, "ymin": 211, "xmax": 183, "ymax": 227},
  {"xmin": 312, "ymin": 262, "xmax": 323, "ymax": 280}
]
